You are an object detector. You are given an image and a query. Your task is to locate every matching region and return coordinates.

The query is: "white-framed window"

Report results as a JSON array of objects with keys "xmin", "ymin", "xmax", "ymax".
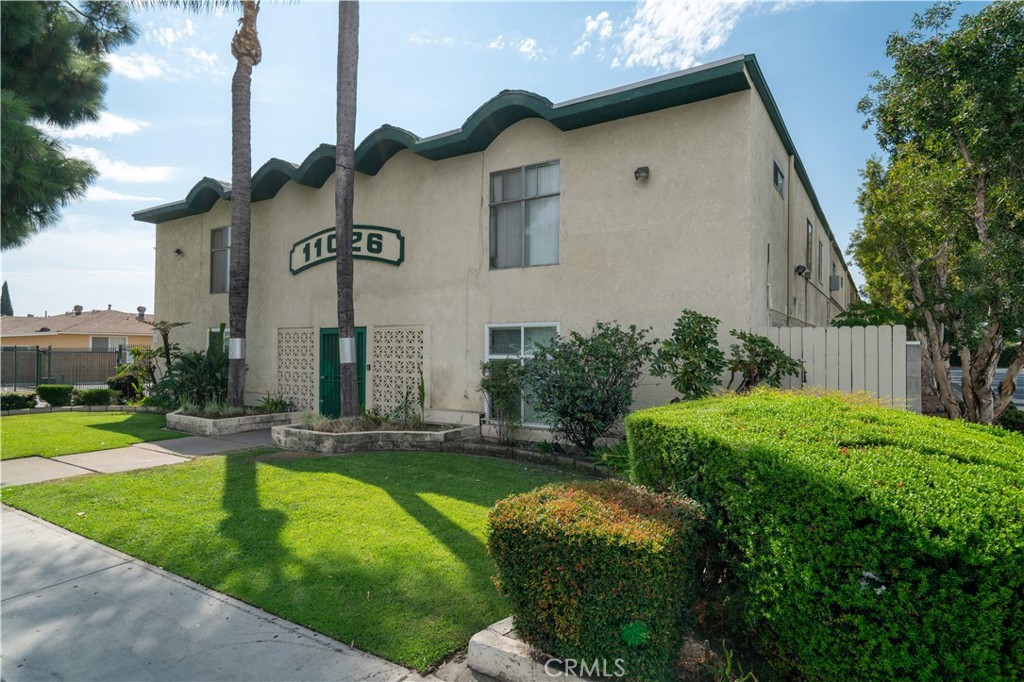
[
  {"xmin": 210, "ymin": 226, "xmax": 230, "ymax": 294},
  {"xmin": 90, "ymin": 336, "xmax": 127, "ymax": 352},
  {"xmin": 817, "ymin": 240, "xmax": 824, "ymax": 283},
  {"xmin": 773, "ymin": 160, "xmax": 785, "ymax": 197},
  {"xmin": 484, "ymin": 322, "xmax": 559, "ymax": 426},
  {"xmin": 489, "ymin": 161, "xmax": 560, "ymax": 269}
]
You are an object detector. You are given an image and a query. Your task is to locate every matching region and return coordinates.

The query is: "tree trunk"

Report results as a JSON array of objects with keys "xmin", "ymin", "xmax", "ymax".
[
  {"xmin": 995, "ymin": 346, "xmax": 1024, "ymax": 420},
  {"xmin": 226, "ymin": 0, "xmax": 261, "ymax": 407},
  {"xmin": 963, "ymin": 319, "xmax": 1003, "ymax": 424},
  {"xmin": 335, "ymin": 0, "xmax": 359, "ymax": 418}
]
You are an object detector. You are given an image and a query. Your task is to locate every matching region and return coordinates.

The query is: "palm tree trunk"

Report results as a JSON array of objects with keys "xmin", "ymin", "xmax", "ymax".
[
  {"xmin": 335, "ymin": 0, "xmax": 359, "ymax": 417},
  {"xmin": 227, "ymin": 0, "xmax": 261, "ymax": 407}
]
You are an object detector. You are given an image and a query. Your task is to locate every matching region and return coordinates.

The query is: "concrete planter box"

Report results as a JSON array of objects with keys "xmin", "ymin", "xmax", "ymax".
[
  {"xmin": 272, "ymin": 423, "xmax": 480, "ymax": 453},
  {"xmin": 468, "ymin": 618, "xmax": 587, "ymax": 682},
  {"xmin": 167, "ymin": 410, "xmax": 304, "ymax": 436}
]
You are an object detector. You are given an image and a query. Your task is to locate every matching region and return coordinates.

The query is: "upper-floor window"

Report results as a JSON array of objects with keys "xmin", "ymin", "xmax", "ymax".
[
  {"xmin": 773, "ymin": 161, "xmax": 785, "ymax": 197},
  {"xmin": 210, "ymin": 226, "xmax": 230, "ymax": 294},
  {"xmin": 817, "ymin": 240, "xmax": 824, "ymax": 283},
  {"xmin": 490, "ymin": 161, "xmax": 560, "ymax": 269}
]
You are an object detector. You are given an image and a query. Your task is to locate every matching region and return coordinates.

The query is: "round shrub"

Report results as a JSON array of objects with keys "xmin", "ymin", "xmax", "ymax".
[
  {"xmin": 1, "ymin": 392, "xmax": 36, "ymax": 410},
  {"xmin": 488, "ymin": 480, "xmax": 705, "ymax": 681},
  {"xmin": 627, "ymin": 390, "xmax": 1024, "ymax": 681},
  {"xmin": 74, "ymin": 387, "xmax": 118, "ymax": 406},
  {"xmin": 36, "ymin": 384, "xmax": 74, "ymax": 407}
]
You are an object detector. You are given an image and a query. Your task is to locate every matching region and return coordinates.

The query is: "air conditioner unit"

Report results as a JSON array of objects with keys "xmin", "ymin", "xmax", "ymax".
[{"xmin": 829, "ymin": 275, "xmax": 842, "ymax": 292}]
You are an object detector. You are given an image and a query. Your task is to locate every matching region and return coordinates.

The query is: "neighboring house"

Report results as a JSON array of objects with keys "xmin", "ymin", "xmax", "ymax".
[
  {"xmin": 0, "ymin": 306, "xmax": 154, "ymax": 350},
  {"xmin": 135, "ymin": 54, "xmax": 857, "ymax": 424}
]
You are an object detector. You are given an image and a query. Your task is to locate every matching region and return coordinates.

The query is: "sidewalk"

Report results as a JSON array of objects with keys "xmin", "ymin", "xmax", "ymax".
[
  {"xmin": 1, "ymin": 505, "xmax": 425, "ymax": 682},
  {"xmin": 0, "ymin": 430, "xmax": 489, "ymax": 682},
  {"xmin": 0, "ymin": 429, "xmax": 275, "ymax": 488}
]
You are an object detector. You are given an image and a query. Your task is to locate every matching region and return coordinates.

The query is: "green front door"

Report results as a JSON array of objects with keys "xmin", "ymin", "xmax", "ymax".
[{"xmin": 319, "ymin": 327, "xmax": 366, "ymax": 417}]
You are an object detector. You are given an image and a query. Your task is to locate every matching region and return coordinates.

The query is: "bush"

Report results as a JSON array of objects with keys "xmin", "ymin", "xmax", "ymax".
[
  {"xmin": 479, "ymin": 360, "xmax": 524, "ymax": 445},
  {"xmin": 998, "ymin": 403, "xmax": 1024, "ymax": 434},
  {"xmin": 36, "ymin": 384, "xmax": 74, "ymax": 407},
  {"xmin": 74, "ymin": 388, "xmax": 117, "ymax": 406},
  {"xmin": 1, "ymin": 392, "xmax": 36, "ymax": 410},
  {"xmin": 626, "ymin": 390, "xmax": 1024, "ymax": 681},
  {"xmin": 488, "ymin": 480, "xmax": 705, "ymax": 682},
  {"xmin": 522, "ymin": 321, "xmax": 655, "ymax": 453},
  {"xmin": 726, "ymin": 329, "xmax": 803, "ymax": 392},
  {"xmin": 107, "ymin": 373, "xmax": 142, "ymax": 401},
  {"xmin": 650, "ymin": 310, "xmax": 726, "ymax": 400}
]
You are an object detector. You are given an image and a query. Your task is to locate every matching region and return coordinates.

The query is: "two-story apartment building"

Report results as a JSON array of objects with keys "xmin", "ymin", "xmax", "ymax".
[{"xmin": 135, "ymin": 54, "xmax": 856, "ymax": 422}]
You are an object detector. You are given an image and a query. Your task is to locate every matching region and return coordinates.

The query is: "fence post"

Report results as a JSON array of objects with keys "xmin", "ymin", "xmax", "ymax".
[
  {"xmin": 34, "ymin": 346, "xmax": 41, "ymax": 386},
  {"xmin": 906, "ymin": 341, "xmax": 922, "ymax": 413},
  {"xmin": 47, "ymin": 346, "xmax": 52, "ymax": 385}
]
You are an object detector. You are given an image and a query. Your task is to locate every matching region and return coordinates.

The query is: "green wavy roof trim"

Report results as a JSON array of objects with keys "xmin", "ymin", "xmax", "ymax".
[{"xmin": 133, "ymin": 55, "xmax": 755, "ymax": 224}]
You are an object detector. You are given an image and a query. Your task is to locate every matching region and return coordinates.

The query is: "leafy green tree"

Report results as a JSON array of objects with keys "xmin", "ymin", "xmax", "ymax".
[
  {"xmin": 1, "ymin": 281, "xmax": 13, "ymax": 316},
  {"xmin": 479, "ymin": 360, "xmax": 524, "ymax": 445},
  {"xmin": 0, "ymin": 2, "xmax": 137, "ymax": 249},
  {"xmin": 649, "ymin": 310, "xmax": 726, "ymax": 400},
  {"xmin": 855, "ymin": 1, "xmax": 1024, "ymax": 423},
  {"xmin": 726, "ymin": 330, "xmax": 804, "ymax": 393},
  {"xmin": 521, "ymin": 322, "xmax": 655, "ymax": 454}
]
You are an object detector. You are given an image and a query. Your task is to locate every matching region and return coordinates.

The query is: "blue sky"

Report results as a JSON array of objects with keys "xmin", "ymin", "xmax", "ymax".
[{"xmin": 2, "ymin": 0, "xmax": 983, "ymax": 317}]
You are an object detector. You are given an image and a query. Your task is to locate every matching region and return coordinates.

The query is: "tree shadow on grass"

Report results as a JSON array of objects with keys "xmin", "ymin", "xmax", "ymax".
[{"xmin": 205, "ymin": 450, "xmax": 573, "ymax": 669}]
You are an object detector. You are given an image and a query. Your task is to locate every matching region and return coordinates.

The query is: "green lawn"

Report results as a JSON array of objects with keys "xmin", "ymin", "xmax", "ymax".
[
  {"xmin": 0, "ymin": 411, "xmax": 185, "ymax": 460},
  {"xmin": 0, "ymin": 449, "xmax": 578, "ymax": 670}
]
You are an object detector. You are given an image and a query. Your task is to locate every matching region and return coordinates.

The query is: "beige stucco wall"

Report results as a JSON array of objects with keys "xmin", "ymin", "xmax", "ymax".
[
  {"xmin": 747, "ymin": 84, "xmax": 850, "ymax": 329},
  {"xmin": 155, "ymin": 89, "xmax": 756, "ymax": 413},
  {"xmin": 0, "ymin": 334, "xmax": 152, "ymax": 349}
]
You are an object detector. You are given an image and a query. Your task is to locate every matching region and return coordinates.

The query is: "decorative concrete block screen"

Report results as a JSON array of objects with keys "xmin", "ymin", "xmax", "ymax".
[
  {"xmin": 371, "ymin": 326, "xmax": 425, "ymax": 414},
  {"xmin": 277, "ymin": 328, "xmax": 316, "ymax": 411},
  {"xmin": 755, "ymin": 325, "xmax": 920, "ymax": 411}
]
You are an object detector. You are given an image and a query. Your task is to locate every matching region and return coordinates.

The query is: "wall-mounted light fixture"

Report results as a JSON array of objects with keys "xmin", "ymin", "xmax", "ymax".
[
  {"xmin": 174, "ymin": 248, "xmax": 184, "ymax": 257},
  {"xmin": 795, "ymin": 265, "xmax": 811, "ymax": 280},
  {"xmin": 634, "ymin": 166, "xmax": 650, "ymax": 181}
]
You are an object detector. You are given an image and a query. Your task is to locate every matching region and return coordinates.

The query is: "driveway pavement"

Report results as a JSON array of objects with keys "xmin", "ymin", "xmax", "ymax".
[{"xmin": 0, "ymin": 428, "xmax": 482, "ymax": 682}]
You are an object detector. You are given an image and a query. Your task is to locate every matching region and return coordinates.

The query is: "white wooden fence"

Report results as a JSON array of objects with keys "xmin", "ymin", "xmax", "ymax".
[{"xmin": 755, "ymin": 325, "xmax": 920, "ymax": 411}]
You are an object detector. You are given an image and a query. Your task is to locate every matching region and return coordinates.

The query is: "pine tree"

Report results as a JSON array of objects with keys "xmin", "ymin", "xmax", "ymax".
[
  {"xmin": 1, "ymin": 2, "xmax": 137, "ymax": 250},
  {"xmin": 1, "ymin": 281, "xmax": 13, "ymax": 316}
]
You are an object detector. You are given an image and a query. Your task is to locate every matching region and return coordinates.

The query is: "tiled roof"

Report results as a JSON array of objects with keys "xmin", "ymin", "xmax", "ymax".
[{"xmin": 1, "ymin": 309, "xmax": 155, "ymax": 337}]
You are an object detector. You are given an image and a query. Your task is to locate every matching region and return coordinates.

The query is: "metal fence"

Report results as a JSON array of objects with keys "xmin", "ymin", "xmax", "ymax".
[{"xmin": 1, "ymin": 346, "xmax": 127, "ymax": 389}]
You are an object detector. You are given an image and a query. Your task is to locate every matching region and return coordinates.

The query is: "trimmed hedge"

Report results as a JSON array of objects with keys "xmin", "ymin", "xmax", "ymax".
[
  {"xmin": 36, "ymin": 384, "xmax": 74, "ymax": 407},
  {"xmin": 626, "ymin": 390, "xmax": 1024, "ymax": 682},
  {"xmin": 74, "ymin": 388, "xmax": 118, "ymax": 406},
  {"xmin": 488, "ymin": 480, "xmax": 705, "ymax": 681},
  {"xmin": 1, "ymin": 392, "xmax": 36, "ymax": 410}
]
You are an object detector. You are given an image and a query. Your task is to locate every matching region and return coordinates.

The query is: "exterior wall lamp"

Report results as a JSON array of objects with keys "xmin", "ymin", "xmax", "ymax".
[
  {"xmin": 174, "ymin": 248, "xmax": 184, "ymax": 257},
  {"xmin": 795, "ymin": 265, "xmax": 811, "ymax": 280},
  {"xmin": 634, "ymin": 166, "xmax": 650, "ymax": 181}
]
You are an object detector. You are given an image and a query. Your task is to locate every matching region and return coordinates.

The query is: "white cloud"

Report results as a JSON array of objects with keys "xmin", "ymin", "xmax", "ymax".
[
  {"xmin": 68, "ymin": 146, "xmax": 179, "ymax": 184},
  {"xmin": 517, "ymin": 38, "xmax": 543, "ymax": 61},
  {"xmin": 48, "ymin": 113, "xmax": 150, "ymax": 141},
  {"xmin": 572, "ymin": 11, "xmax": 614, "ymax": 59},
  {"xmin": 106, "ymin": 53, "xmax": 167, "ymax": 80},
  {"xmin": 617, "ymin": 1, "xmax": 750, "ymax": 72},
  {"xmin": 488, "ymin": 35, "xmax": 543, "ymax": 60},
  {"xmin": 85, "ymin": 187, "xmax": 165, "ymax": 202},
  {"xmin": 183, "ymin": 46, "xmax": 220, "ymax": 69},
  {"xmin": 148, "ymin": 18, "xmax": 196, "ymax": 48},
  {"xmin": 409, "ymin": 32, "xmax": 456, "ymax": 47}
]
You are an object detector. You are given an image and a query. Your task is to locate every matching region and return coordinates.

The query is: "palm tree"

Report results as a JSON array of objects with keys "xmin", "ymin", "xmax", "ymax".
[
  {"xmin": 226, "ymin": 0, "xmax": 261, "ymax": 407},
  {"xmin": 134, "ymin": 0, "xmax": 260, "ymax": 406},
  {"xmin": 334, "ymin": 0, "xmax": 359, "ymax": 417}
]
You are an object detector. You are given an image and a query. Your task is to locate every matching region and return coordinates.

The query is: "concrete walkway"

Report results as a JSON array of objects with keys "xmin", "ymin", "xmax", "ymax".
[
  {"xmin": 0, "ymin": 429, "xmax": 487, "ymax": 682},
  {"xmin": 0, "ymin": 429, "xmax": 276, "ymax": 488},
  {"xmin": 1, "ymin": 505, "xmax": 426, "ymax": 682}
]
